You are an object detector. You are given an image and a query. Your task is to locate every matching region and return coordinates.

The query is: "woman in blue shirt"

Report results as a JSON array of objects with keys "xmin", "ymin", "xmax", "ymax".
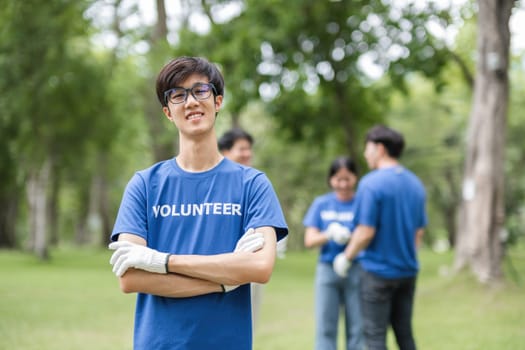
[{"xmin": 303, "ymin": 156, "xmax": 363, "ymax": 350}]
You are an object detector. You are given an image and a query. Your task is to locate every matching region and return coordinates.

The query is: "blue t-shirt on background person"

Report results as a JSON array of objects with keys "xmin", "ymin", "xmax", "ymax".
[
  {"xmin": 303, "ymin": 192, "xmax": 356, "ymax": 263},
  {"xmin": 354, "ymin": 165, "xmax": 427, "ymax": 279}
]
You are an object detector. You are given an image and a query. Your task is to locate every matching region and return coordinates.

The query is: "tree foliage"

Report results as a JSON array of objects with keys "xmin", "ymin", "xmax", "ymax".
[
  {"xmin": 0, "ymin": 0, "xmax": 524, "ymax": 274},
  {"xmin": 0, "ymin": 0, "xmax": 120, "ymax": 254},
  {"xmin": 174, "ymin": 0, "xmax": 453, "ymax": 160}
]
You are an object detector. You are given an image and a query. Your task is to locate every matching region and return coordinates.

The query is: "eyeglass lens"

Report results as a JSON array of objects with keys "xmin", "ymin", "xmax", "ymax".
[{"xmin": 166, "ymin": 83, "xmax": 214, "ymax": 104}]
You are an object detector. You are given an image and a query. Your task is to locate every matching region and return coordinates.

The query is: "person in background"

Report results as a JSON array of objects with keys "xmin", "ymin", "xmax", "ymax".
[
  {"xmin": 218, "ymin": 127, "xmax": 254, "ymax": 167},
  {"xmin": 108, "ymin": 56, "xmax": 288, "ymax": 350},
  {"xmin": 303, "ymin": 156, "xmax": 363, "ymax": 350},
  {"xmin": 334, "ymin": 125, "xmax": 427, "ymax": 350},
  {"xmin": 218, "ymin": 127, "xmax": 288, "ymax": 330}
]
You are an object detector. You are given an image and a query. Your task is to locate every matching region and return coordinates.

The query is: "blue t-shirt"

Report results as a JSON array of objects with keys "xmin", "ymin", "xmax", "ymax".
[
  {"xmin": 354, "ymin": 165, "xmax": 427, "ymax": 279},
  {"xmin": 111, "ymin": 158, "xmax": 288, "ymax": 350},
  {"xmin": 302, "ymin": 192, "xmax": 356, "ymax": 263}
]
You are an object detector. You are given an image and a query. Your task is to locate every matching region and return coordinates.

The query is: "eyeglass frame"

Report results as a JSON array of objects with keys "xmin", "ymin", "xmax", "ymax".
[{"xmin": 163, "ymin": 82, "xmax": 218, "ymax": 106}]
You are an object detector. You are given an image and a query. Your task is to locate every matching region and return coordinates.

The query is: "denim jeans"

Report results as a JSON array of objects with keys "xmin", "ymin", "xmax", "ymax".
[
  {"xmin": 315, "ymin": 262, "xmax": 363, "ymax": 350},
  {"xmin": 358, "ymin": 265, "xmax": 417, "ymax": 350}
]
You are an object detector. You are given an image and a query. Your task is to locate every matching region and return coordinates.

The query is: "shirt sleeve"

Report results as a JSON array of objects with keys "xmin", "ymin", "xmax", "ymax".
[
  {"xmin": 111, "ymin": 173, "xmax": 148, "ymax": 241},
  {"xmin": 243, "ymin": 172, "xmax": 288, "ymax": 241},
  {"xmin": 353, "ymin": 181, "xmax": 379, "ymax": 228},
  {"xmin": 302, "ymin": 198, "xmax": 321, "ymax": 229}
]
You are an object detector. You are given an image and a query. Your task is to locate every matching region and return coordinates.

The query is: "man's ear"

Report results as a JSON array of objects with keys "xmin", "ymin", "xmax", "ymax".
[
  {"xmin": 162, "ymin": 106, "xmax": 173, "ymax": 121},
  {"xmin": 215, "ymin": 95, "xmax": 223, "ymax": 112},
  {"xmin": 377, "ymin": 143, "xmax": 388, "ymax": 158}
]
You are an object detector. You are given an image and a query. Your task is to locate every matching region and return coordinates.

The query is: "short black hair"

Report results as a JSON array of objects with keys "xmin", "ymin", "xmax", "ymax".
[
  {"xmin": 218, "ymin": 128, "xmax": 254, "ymax": 151},
  {"xmin": 327, "ymin": 156, "xmax": 358, "ymax": 185},
  {"xmin": 156, "ymin": 56, "xmax": 225, "ymax": 107},
  {"xmin": 365, "ymin": 124, "xmax": 405, "ymax": 158}
]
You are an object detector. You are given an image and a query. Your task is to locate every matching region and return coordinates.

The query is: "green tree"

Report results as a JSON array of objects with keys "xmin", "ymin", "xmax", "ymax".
[
  {"xmin": 455, "ymin": 0, "xmax": 516, "ymax": 283},
  {"xmin": 0, "ymin": 0, "xmax": 115, "ymax": 257},
  {"xmin": 220, "ymin": 1, "xmax": 451, "ymax": 155}
]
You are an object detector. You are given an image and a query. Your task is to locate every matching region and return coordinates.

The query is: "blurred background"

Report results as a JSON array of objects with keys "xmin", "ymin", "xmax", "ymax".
[{"xmin": 1, "ymin": 0, "xmax": 524, "ymax": 284}]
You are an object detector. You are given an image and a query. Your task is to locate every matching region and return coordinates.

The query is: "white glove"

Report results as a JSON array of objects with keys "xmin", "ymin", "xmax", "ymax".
[
  {"xmin": 276, "ymin": 236, "xmax": 288, "ymax": 259},
  {"xmin": 109, "ymin": 241, "xmax": 170, "ymax": 277},
  {"xmin": 234, "ymin": 228, "xmax": 264, "ymax": 252},
  {"xmin": 333, "ymin": 253, "xmax": 351, "ymax": 278},
  {"xmin": 325, "ymin": 222, "xmax": 351, "ymax": 245},
  {"xmin": 223, "ymin": 228, "xmax": 265, "ymax": 293}
]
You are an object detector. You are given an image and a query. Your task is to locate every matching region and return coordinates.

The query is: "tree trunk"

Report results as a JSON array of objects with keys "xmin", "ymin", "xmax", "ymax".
[
  {"xmin": 0, "ymin": 151, "xmax": 21, "ymax": 248},
  {"xmin": 48, "ymin": 160, "xmax": 60, "ymax": 246},
  {"xmin": 95, "ymin": 152, "xmax": 113, "ymax": 246},
  {"xmin": 0, "ymin": 193, "xmax": 18, "ymax": 248},
  {"xmin": 26, "ymin": 159, "xmax": 51, "ymax": 260},
  {"xmin": 336, "ymin": 84, "xmax": 358, "ymax": 160},
  {"xmin": 74, "ymin": 176, "xmax": 92, "ymax": 245},
  {"xmin": 144, "ymin": 86, "xmax": 177, "ymax": 162},
  {"xmin": 154, "ymin": 0, "xmax": 168, "ymax": 40},
  {"xmin": 443, "ymin": 167, "xmax": 460, "ymax": 247},
  {"xmin": 144, "ymin": 0, "xmax": 178, "ymax": 162},
  {"xmin": 454, "ymin": 0, "xmax": 514, "ymax": 283}
]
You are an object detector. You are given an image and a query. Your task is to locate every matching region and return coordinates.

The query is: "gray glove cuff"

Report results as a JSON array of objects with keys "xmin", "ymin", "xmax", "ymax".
[
  {"xmin": 149, "ymin": 252, "xmax": 170, "ymax": 274},
  {"xmin": 164, "ymin": 254, "xmax": 171, "ymax": 273}
]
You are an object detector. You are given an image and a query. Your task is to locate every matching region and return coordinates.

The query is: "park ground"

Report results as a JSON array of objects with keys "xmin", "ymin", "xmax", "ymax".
[{"xmin": 0, "ymin": 245, "xmax": 523, "ymax": 349}]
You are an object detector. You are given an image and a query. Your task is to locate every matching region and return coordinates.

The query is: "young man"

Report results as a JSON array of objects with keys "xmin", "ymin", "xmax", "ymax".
[
  {"xmin": 333, "ymin": 125, "xmax": 427, "ymax": 350},
  {"xmin": 109, "ymin": 56, "xmax": 288, "ymax": 350}
]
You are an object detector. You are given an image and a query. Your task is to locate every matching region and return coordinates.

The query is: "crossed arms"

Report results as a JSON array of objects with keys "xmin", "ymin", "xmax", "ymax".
[{"xmin": 110, "ymin": 227, "xmax": 277, "ymax": 298}]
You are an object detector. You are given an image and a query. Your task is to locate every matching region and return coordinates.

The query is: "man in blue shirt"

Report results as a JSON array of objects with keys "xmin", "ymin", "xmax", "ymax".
[
  {"xmin": 218, "ymin": 127, "xmax": 254, "ymax": 168},
  {"xmin": 334, "ymin": 125, "xmax": 427, "ymax": 350},
  {"xmin": 108, "ymin": 56, "xmax": 288, "ymax": 350}
]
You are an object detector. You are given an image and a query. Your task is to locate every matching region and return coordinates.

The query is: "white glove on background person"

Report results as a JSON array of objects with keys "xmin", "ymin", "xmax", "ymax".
[
  {"xmin": 333, "ymin": 253, "xmax": 351, "ymax": 278},
  {"xmin": 325, "ymin": 222, "xmax": 351, "ymax": 245},
  {"xmin": 109, "ymin": 241, "xmax": 170, "ymax": 277},
  {"xmin": 223, "ymin": 228, "xmax": 265, "ymax": 293}
]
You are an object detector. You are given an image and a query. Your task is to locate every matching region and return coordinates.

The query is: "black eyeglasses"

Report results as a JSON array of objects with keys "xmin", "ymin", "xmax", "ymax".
[{"xmin": 164, "ymin": 82, "xmax": 217, "ymax": 105}]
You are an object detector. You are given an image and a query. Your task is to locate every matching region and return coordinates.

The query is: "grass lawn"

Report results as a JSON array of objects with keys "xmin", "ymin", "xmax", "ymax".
[{"xmin": 0, "ymin": 245, "xmax": 523, "ymax": 349}]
